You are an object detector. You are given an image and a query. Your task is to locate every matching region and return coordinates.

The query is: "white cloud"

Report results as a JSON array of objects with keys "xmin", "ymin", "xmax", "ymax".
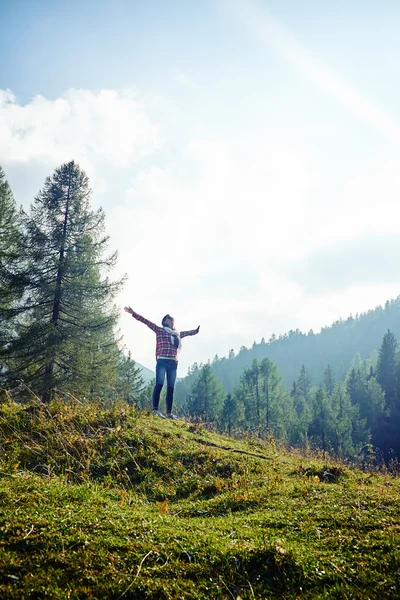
[{"xmin": 0, "ymin": 87, "xmax": 162, "ymax": 179}]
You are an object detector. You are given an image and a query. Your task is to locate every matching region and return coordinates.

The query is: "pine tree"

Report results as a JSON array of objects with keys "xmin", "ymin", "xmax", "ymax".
[
  {"xmin": 259, "ymin": 358, "xmax": 273, "ymax": 433},
  {"xmin": 347, "ymin": 352, "xmax": 364, "ymax": 375},
  {"xmin": 308, "ymin": 388, "xmax": 335, "ymax": 455},
  {"xmin": 323, "ymin": 365, "xmax": 335, "ymax": 397},
  {"xmin": 346, "ymin": 364, "xmax": 387, "ymax": 456},
  {"xmin": 259, "ymin": 357, "xmax": 294, "ymax": 438},
  {"xmin": 0, "ymin": 166, "xmax": 24, "ymax": 356},
  {"xmin": 139, "ymin": 380, "xmax": 155, "ymax": 411},
  {"xmin": 331, "ymin": 383, "xmax": 352, "ymax": 457},
  {"xmin": 237, "ymin": 358, "xmax": 294, "ymax": 439},
  {"xmin": 331, "ymin": 382, "xmax": 368, "ymax": 458},
  {"xmin": 3, "ymin": 161, "xmax": 124, "ymax": 401},
  {"xmin": 376, "ymin": 330, "xmax": 400, "ymax": 459},
  {"xmin": 188, "ymin": 363, "xmax": 225, "ymax": 420},
  {"xmin": 347, "ymin": 368, "xmax": 369, "ymax": 415},
  {"xmin": 365, "ymin": 377, "xmax": 386, "ymax": 450},
  {"xmin": 295, "ymin": 364, "xmax": 312, "ymax": 415},
  {"xmin": 290, "ymin": 381, "xmax": 298, "ymax": 404},
  {"xmin": 350, "ymin": 403, "xmax": 370, "ymax": 458},
  {"xmin": 242, "ymin": 359, "xmax": 262, "ymax": 427},
  {"xmin": 289, "ymin": 365, "xmax": 312, "ymax": 444},
  {"xmin": 116, "ymin": 351, "xmax": 145, "ymax": 405},
  {"xmin": 377, "ymin": 330, "xmax": 399, "ymax": 410},
  {"xmin": 221, "ymin": 393, "xmax": 243, "ymax": 435}
]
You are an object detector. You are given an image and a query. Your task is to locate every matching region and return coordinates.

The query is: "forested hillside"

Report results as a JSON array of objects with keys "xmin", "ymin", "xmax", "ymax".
[
  {"xmin": 200, "ymin": 299, "xmax": 400, "ymax": 393},
  {"xmin": 174, "ymin": 302, "xmax": 400, "ymax": 463}
]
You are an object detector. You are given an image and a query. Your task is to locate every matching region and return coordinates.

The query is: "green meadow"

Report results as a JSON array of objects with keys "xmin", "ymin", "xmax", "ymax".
[{"xmin": 1, "ymin": 399, "xmax": 399, "ymax": 599}]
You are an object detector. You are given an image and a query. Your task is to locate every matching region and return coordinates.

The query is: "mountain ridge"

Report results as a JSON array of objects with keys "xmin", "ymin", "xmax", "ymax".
[{"xmin": 178, "ymin": 295, "xmax": 400, "ymax": 394}]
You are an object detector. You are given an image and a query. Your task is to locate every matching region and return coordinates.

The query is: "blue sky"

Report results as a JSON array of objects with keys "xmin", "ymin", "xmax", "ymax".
[{"xmin": 2, "ymin": 0, "xmax": 400, "ymax": 374}]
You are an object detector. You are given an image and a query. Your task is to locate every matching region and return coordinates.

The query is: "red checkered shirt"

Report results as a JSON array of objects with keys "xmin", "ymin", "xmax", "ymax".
[{"xmin": 130, "ymin": 311, "xmax": 198, "ymax": 363}]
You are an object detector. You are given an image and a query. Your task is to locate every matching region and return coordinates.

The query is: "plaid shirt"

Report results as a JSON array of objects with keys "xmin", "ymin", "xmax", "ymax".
[{"xmin": 131, "ymin": 311, "xmax": 198, "ymax": 363}]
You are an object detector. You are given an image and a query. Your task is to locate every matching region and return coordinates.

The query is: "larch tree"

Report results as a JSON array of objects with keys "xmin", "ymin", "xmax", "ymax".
[
  {"xmin": 4, "ymin": 161, "xmax": 124, "ymax": 401},
  {"xmin": 188, "ymin": 363, "xmax": 225, "ymax": 421},
  {"xmin": 242, "ymin": 359, "xmax": 262, "ymax": 428},
  {"xmin": 376, "ymin": 330, "xmax": 400, "ymax": 459},
  {"xmin": 116, "ymin": 351, "xmax": 145, "ymax": 406},
  {"xmin": 323, "ymin": 365, "xmax": 335, "ymax": 397},
  {"xmin": 0, "ymin": 166, "xmax": 25, "ymax": 358},
  {"xmin": 221, "ymin": 393, "xmax": 243, "ymax": 435},
  {"xmin": 308, "ymin": 388, "xmax": 335, "ymax": 456},
  {"xmin": 377, "ymin": 330, "xmax": 399, "ymax": 411}
]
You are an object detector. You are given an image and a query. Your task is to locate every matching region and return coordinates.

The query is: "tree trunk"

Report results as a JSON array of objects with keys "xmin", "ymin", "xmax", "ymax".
[{"xmin": 42, "ymin": 165, "xmax": 72, "ymax": 402}]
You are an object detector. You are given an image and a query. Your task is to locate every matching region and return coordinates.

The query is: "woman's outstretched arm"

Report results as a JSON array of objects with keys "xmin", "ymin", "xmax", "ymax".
[
  {"xmin": 124, "ymin": 306, "xmax": 162, "ymax": 332},
  {"xmin": 180, "ymin": 325, "xmax": 200, "ymax": 338}
]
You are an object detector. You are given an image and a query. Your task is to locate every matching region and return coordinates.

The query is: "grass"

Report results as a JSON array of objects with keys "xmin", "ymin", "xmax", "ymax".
[{"xmin": 0, "ymin": 398, "xmax": 399, "ymax": 599}]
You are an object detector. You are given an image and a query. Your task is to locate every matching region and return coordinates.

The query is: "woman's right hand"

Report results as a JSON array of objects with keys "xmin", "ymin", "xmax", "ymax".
[{"xmin": 124, "ymin": 306, "xmax": 134, "ymax": 315}]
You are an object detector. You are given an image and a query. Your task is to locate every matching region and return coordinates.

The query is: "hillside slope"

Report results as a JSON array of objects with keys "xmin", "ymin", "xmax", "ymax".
[
  {"xmin": 136, "ymin": 361, "xmax": 155, "ymax": 384},
  {"xmin": 207, "ymin": 296, "xmax": 400, "ymax": 392},
  {"xmin": 0, "ymin": 399, "xmax": 399, "ymax": 599}
]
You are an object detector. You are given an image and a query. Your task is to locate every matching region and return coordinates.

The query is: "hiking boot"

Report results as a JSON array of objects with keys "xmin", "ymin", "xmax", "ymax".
[
  {"xmin": 166, "ymin": 413, "xmax": 178, "ymax": 420},
  {"xmin": 153, "ymin": 410, "xmax": 165, "ymax": 418}
]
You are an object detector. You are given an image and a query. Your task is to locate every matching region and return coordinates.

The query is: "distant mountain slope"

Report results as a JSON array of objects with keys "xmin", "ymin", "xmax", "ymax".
[
  {"xmin": 186, "ymin": 296, "xmax": 400, "ymax": 393},
  {"xmin": 136, "ymin": 362, "xmax": 155, "ymax": 384}
]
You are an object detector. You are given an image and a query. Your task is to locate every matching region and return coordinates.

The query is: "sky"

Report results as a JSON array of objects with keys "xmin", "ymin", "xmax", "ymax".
[{"xmin": 1, "ymin": 0, "xmax": 400, "ymax": 376}]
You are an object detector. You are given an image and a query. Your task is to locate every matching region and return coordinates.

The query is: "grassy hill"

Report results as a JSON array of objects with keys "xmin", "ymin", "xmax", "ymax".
[{"xmin": 1, "ymin": 398, "xmax": 399, "ymax": 599}]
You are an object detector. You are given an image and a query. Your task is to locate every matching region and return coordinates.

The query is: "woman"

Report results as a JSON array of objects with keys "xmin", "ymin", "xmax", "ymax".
[{"xmin": 124, "ymin": 307, "xmax": 200, "ymax": 418}]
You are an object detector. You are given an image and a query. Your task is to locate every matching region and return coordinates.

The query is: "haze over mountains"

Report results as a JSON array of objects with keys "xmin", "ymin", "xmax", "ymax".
[
  {"xmin": 136, "ymin": 362, "xmax": 155, "ymax": 384},
  {"xmin": 174, "ymin": 295, "xmax": 400, "ymax": 393}
]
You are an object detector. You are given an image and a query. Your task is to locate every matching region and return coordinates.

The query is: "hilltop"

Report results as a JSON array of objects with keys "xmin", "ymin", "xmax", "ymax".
[{"xmin": 0, "ymin": 398, "xmax": 399, "ymax": 599}]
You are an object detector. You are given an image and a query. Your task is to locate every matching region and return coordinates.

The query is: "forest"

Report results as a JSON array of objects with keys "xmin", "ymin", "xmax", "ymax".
[{"xmin": 1, "ymin": 162, "xmax": 400, "ymax": 465}]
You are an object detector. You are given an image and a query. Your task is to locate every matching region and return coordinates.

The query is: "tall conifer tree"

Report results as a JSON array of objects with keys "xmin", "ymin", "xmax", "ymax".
[
  {"xmin": 323, "ymin": 365, "xmax": 335, "ymax": 396},
  {"xmin": 116, "ymin": 351, "xmax": 145, "ymax": 405},
  {"xmin": 221, "ymin": 393, "xmax": 243, "ymax": 435},
  {"xmin": 377, "ymin": 330, "xmax": 400, "ymax": 459},
  {"xmin": 377, "ymin": 330, "xmax": 399, "ymax": 410},
  {"xmin": 4, "ymin": 161, "xmax": 124, "ymax": 401},
  {"xmin": 0, "ymin": 166, "xmax": 24, "ymax": 355},
  {"xmin": 188, "ymin": 363, "xmax": 225, "ymax": 420}
]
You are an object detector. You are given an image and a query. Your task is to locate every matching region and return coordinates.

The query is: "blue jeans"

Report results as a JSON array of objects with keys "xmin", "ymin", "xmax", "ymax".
[{"xmin": 152, "ymin": 359, "xmax": 178, "ymax": 413}]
